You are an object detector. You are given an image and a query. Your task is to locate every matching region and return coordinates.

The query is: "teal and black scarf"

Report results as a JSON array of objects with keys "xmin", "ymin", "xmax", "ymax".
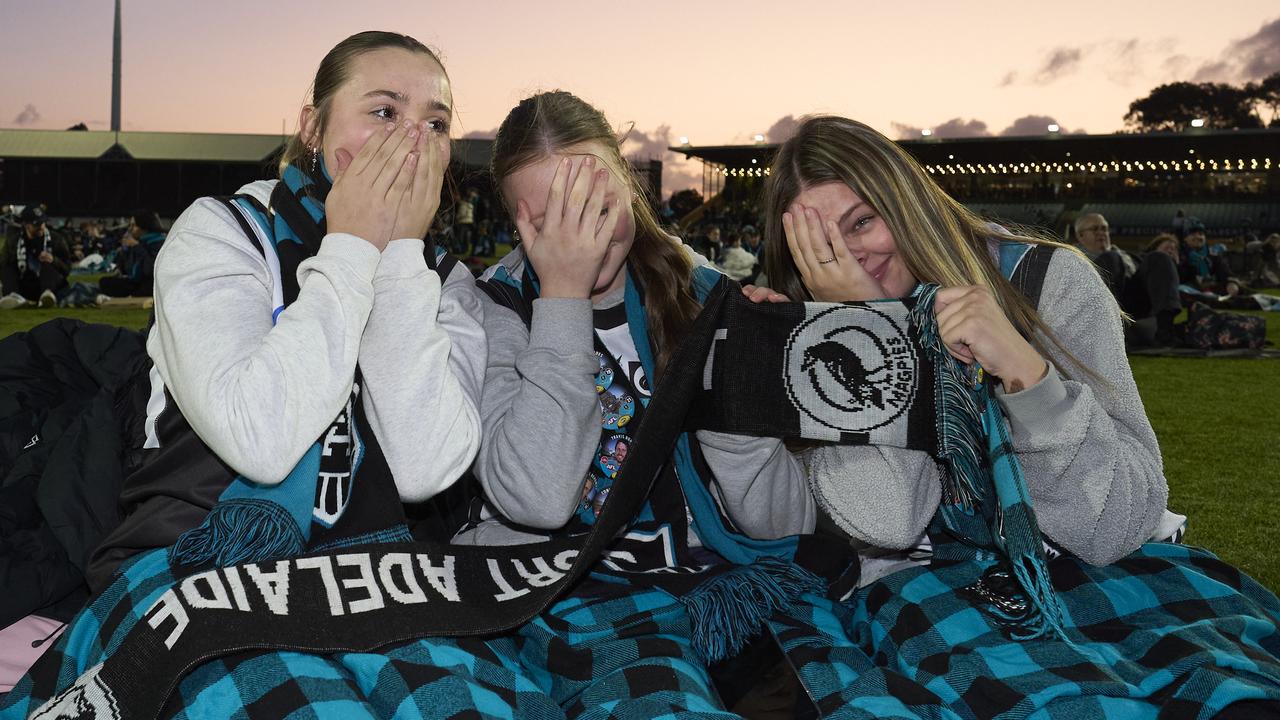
[{"xmin": 171, "ymin": 161, "xmax": 414, "ymax": 569}]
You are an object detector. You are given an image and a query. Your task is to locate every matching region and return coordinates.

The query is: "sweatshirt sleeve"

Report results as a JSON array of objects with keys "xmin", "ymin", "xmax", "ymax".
[
  {"xmin": 355, "ymin": 240, "xmax": 484, "ymax": 502},
  {"xmin": 472, "ymin": 295, "xmax": 602, "ymax": 529},
  {"xmin": 806, "ymin": 444, "xmax": 942, "ymax": 550},
  {"xmin": 993, "ymin": 249, "xmax": 1168, "ymax": 565},
  {"xmin": 147, "ymin": 197, "xmax": 380, "ymax": 485},
  {"xmin": 805, "ymin": 249, "xmax": 1166, "ymax": 565},
  {"xmin": 695, "ymin": 431, "xmax": 816, "ymax": 538}
]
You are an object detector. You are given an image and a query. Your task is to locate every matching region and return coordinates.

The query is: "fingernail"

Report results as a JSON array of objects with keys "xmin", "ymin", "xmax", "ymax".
[
  {"xmin": 407, "ymin": 152, "xmax": 418, "ymax": 163},
  {"xmin": 385, "ymin": 122, "xmax": 395, "ymax": 133},
  {"xmin": 408, "ymin": 127, "xmax": 419, "ymax": 139}
]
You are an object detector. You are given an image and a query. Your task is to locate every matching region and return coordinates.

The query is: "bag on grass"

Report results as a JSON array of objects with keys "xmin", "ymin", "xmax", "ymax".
[{"xmin": 1183, "ymin": 302, "xmax": 1266, "ymax": 350}]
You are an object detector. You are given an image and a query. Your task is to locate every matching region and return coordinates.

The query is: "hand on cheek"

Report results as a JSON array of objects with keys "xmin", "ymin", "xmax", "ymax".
[
  {"xmin": 325, "ymin": 121, "xmax": 418, "ymax": 252},
  {"xmin": 783, "ymin": 205, "xmax": 886, "ymax": 302}
]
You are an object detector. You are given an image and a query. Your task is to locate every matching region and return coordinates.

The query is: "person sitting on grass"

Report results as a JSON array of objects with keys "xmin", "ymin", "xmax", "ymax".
[
  {"xmin": 1122, "ymin": 233, "xmax": 1183, "ymax": 347},
  {"xmin": 98, "ymin": 210, "xmax": 167, "ymax": 298},
  {"xmin": 0, "ymin": 206, "xmax": 71, "ymax": 310}
]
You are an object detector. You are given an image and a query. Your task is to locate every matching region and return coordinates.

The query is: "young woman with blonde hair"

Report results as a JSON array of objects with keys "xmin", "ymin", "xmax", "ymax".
[{"xmin": 750, "ymin": 114, "xmax": 1280, "ymax": 716}]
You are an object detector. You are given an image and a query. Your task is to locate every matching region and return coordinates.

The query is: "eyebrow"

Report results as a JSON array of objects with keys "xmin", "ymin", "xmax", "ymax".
[
  {"xmin": 362, "ymin": 89, "xmax": 451, "ymax": 114},
  {"xmin": 838, "ymin": 201, "xmax": 868, "ymax": 226}
]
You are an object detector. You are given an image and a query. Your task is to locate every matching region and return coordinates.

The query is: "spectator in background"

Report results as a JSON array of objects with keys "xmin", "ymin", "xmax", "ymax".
[
  {"xmin": 472, "ymin": 218, "xmax": 494, "ymax": 258},
  {"xmin": 0, "ymin": 205, "xmax": 71, "ymax": 309},
  {"xmin": 715, "ymin": 229, "xmax": 759, "ymax": 283},
  {"xmin": 741, "ymin": 224, "xmax": 763, "ymax": 259},
  {"xmin": 1179, "ymin": 221, "xmax": 1229, "ymax": 291},
  {"xmin": 1171, "ymin": 208, "xmax": 1187, "ymax": 241},
  {"xmin": 1123, "ymin": 234, "xmax": 1182, "ymax": 347},
  {"xmin": 1074, "ymin": 212, "xmax": 1135, "ymax": 301},
  {"xmin": 99, "ymin": 210, "xmax": 167, "ymax": 297},
  {"xmin": 1245, "ymin": 233, "xmax": 1280, "ymax": 286},
  {"xmin": 453, "ymin": 187, "xmax": 477, "ymax": 255},
  {"xmin": 705, "ymin": 225, "xmax": 724, "ymax": 262}
]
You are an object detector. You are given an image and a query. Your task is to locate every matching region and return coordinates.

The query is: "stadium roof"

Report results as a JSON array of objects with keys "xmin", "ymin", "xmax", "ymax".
[
  {"xmin": 0, "ymin": 129, "xmax": 497, "ymax": 166},
  {"xmin": 0, "ymin": 129, "xmax": 285, "ymax": 162},
  {"xmin": 670, "ymin": 128, "xmax": 1280, "ymax": 170}
]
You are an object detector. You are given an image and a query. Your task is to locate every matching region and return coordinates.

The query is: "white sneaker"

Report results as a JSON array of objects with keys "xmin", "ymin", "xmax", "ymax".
[
  {"xmin": 0, "ymin": 292, "xmax": 27, "ymax": 310},
  {"xmin": 95, "ymin": 294, "xmax": 112, "ymax": 306},
  {"xmin": 39, "ymin": 289, "xmax": 57, "ymax": 308}
]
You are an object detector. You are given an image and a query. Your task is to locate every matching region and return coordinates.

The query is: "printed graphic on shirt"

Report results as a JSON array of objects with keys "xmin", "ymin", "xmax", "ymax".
[
  {"xmin": 595, "ymin": 433, "xmax": 631, "ymax": 479},
  {"xmin": 313, "ymin": 386, "xmax": 362, "ymax": 528},
  {"xmin": 593, "ymin": 359, "xmax": 614, "ymax": 393},
  {"xmin": 594, "ymin": 307, "xmax": 651, "ymax": 402},
  {"xmin": 598, "ymin": 386, "xmax": 636, "ymax": 430}
]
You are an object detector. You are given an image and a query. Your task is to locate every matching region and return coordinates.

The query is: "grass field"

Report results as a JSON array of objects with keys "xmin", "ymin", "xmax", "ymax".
[{"xmin": 2, "ymin": 302, "xmax": 1278, "ymax": 590}]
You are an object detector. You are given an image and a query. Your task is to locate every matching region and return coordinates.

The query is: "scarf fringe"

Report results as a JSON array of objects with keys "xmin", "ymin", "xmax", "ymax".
[
  {"xmin": 171, "ymin": 498, "xmax": 305, "ymax": 569},
  {"xmin": 911, "ymin": 285, "xmax": 1071, "ymax": 643},
  {"xmin": 681, "ymin": 558, "xmax": 825, "ymax": 664},
  {"xmin": 910, "ymin": 287, "xmax": 984, "ymax": 509}
]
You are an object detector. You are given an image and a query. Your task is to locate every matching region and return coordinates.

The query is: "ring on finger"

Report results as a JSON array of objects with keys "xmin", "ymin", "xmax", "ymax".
[{"xmin": 818, "ymin": 257, "xmax": 836, "ymax": 264}]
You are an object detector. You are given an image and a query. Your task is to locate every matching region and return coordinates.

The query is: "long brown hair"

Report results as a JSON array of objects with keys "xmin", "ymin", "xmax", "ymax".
[
  {"xmin": 762, "ymin": 115, "xmax": 1096, "ymax": 379},
  {"xmin": 491, "ymin": 91, "xmax": 699, "ymax": 378},
  {"xmin": 279, "ymin": 31, "xmax": 447, "ymax": 177}
]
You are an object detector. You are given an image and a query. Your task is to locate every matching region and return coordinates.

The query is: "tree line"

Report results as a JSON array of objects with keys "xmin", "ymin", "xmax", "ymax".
[{"xmin": 1125, "ymin": 73, "xmax": 1280, "ymax": 132}]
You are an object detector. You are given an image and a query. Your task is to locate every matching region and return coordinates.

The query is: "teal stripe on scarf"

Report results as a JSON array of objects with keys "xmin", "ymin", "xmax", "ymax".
[
  {"xmin": 623, "ymin": 265, "xmax": 803, "ymax": 566},
  {"xmin": 910, "ymin": 272, "xmax": 1070, "ymax": 642},
  {"xmin": 172, "ymin": 160, "xmax": 351, "ymax": 570}
]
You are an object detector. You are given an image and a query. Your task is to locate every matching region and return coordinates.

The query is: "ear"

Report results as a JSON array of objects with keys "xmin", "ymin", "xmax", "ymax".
[{"xmin": 299, "ymin": 105, "xmax": 320, "ymax": 147}]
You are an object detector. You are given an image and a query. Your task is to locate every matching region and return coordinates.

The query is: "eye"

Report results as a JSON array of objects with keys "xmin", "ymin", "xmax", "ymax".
[
  {"xmin": 846, "ymin": 214, "xmax": 875, "ymax": 234},
  {"xmin": 426, "ymin": 118, "xmax": 450, "ymax": 134},
  {"xmin": 372, "ymin": 106, "xmax": 396, "ymax": 121}
]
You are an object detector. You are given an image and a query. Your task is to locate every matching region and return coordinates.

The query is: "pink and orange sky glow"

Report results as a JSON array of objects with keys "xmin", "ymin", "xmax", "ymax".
[{"xmin": 4, "ymin": 0, "xmax": 1278, "ymax": 194}]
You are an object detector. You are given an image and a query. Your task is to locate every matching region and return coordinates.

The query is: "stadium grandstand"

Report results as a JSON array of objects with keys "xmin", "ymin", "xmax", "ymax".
[
  {"xmin": 0, "ymin": 129, "xmax": 662, "ymax": 222},
  {"xmin": 0, "ymin": 129, "xmax": 500, "ymax": 218},
  {"xmin": 671, "ymin": 128, "xmax": 1280, "ymax": 246}
]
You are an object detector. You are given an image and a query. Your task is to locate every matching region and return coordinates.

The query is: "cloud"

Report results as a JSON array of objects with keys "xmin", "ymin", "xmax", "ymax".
[
  {"xmin": 621, "ymin": 123, "xmax": 671, "ymax": 160},
  {"xmin": 892, "ymin": 118, "xmax": 990, "ymax": 140},
  {"xmin": 999, "ymin": 115, "xmax": 1070, "ymax": 136},
  {"xmin": 620, "ymin": 124, "xmax": 701, "ymax": 199},
  {"xmin": 765, "ymin": 115, "xmax": 800, "ymax": 143},
  {"xmin": 1192, "ymin": 61, "xmax": 1233, "ymax": 82},
  {"xmin": 461, "ymin": 127, "xmax": 497, "ymax": 140},
  {"xmin": 999, "ymin": 71, "xmax": 1018, "ymax": 87},
  {"xmin": 13, "ymin": 104, "xmax": 41, "ymax": 125},
  {"xmin": 1032, "ymin": 47, "xmax": 1083, "ymax": 85},
  {"xmin": 1193, "ymin": 16, "xmax": 1280, "ymax": 82},
  {"xmin": 1239, "ymin": 16, "xmax": 1280, "ymax": 79}
]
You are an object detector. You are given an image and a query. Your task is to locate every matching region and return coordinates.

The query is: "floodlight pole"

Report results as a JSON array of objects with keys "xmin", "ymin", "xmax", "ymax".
[{"xmin": 111, "ymin": 0, "xmax": 122, "ymax": 132}]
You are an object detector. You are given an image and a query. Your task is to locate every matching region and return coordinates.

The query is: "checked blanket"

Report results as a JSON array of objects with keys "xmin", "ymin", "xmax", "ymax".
[{"xmin": 6, "ymin": 277, "xmax": 1280, "ymax": 718}]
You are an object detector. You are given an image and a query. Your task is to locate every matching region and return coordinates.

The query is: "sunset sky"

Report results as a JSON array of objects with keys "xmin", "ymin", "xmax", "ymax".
[{"xmin": 4, "ymin": 0, "xmax": 1278, "ymax": 194}]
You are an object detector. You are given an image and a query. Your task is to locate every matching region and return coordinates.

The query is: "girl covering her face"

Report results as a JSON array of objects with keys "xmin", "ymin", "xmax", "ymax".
[
  {"xmin": 742, "ymin": 115, "xmax": 1280, "ymax": 716},
  {"xmin": 10, "ymin": 32, "xmax": 562, "ymax": 720},
  {"xmin": 459, "ymin": 90, "xmax": 819, "ymax": 716}
]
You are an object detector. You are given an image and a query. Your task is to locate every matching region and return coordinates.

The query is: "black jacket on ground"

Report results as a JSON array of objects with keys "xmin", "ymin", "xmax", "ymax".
[{"xmin": 0, "ymin": 319, "xmax": 147, "ymax": 627}]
